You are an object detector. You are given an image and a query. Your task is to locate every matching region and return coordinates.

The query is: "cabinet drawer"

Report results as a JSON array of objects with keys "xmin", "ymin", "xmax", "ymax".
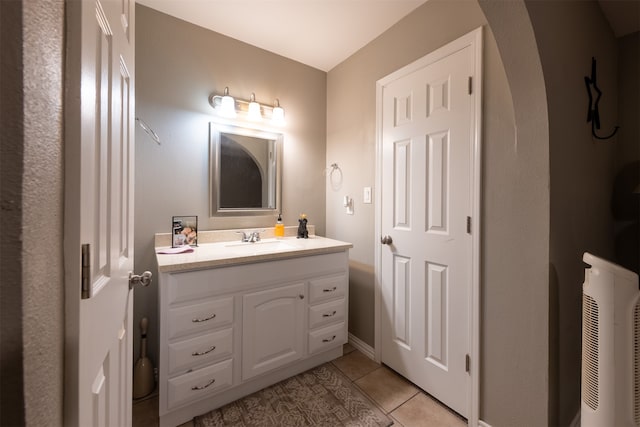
[
  {"xmin": 308, "ymin": 298, "xmax": 345, "ymax": 329},
  {"xmin": 309, "ymin": 275, "xmax": 347, "ymax": 304},
  {"xmin": 168, "ymin": 297, "xmax": 233, "ymax": 340},
  {"xmin": 168, "ymin": 328, "xmax": 233, "ymax": 375},
  {"xmin": 167, "ymin": 358, "xmax": 233, "ymax": 410},
  {"xmin": 308, "ymin": 322, "xmax": 346, "ymax": 355}
]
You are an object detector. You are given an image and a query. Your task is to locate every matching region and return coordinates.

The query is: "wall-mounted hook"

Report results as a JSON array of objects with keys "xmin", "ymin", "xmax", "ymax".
[{"xmin": 584, "ymin": 57, "xmax": 619, "ymax": 140}]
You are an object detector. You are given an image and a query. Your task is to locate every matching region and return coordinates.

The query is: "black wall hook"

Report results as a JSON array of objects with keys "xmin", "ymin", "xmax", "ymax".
[{"xmin": 584, "ymin": 57, "xmax": 619, "ymax": 140}]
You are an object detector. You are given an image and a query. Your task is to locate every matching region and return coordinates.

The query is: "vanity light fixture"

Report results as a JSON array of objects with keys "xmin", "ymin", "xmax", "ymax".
[{"xmin": 208, "ymin": 88, "xmax": 285, "ymax": 125}]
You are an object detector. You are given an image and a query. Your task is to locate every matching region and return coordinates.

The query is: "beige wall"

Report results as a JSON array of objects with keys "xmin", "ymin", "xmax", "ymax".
[
  {"xmin": 134, "ymin": 4, "xmax": 328, "ymax": 366},
  {"xmin": 22, "ymin": 0, "xmax": 66, "ymax": 420},
  {"xmin": 0, "ymin": 0, "xmax": 65, "ymax": 425},
  {"xmin": 1, "ymin": 1, "xmax": 26, "ymax": 423},
  {"xmin": 617, "ymin": 32, "xmax": 640, "ymax": 170},
  {"xmin": 526, "ymin": 1, "xmax": 619, "ymax": 424},
  {"xmin": 327, "ymin": 0, "xmax": 551, "ymax": 424},
  {"xmin": 614, "ymin": 31, "xmax": 640, "ymax": 273}
]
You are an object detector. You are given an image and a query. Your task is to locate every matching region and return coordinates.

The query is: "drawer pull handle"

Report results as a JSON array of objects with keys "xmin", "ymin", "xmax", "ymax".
[
  {"xmin": 322, "ymin": 311, "xmax": 337, "ymax": 318},
  {"xmin": 192, "ymin": 345, "xmax": 216, "ymax": 356},
  {"xmin": 322, "ymin": 335, "xmax": 337, "ymax": 343},
  {"xmin": 323, "ymin": 287, "xmax": 337, "ymax": 293},
  {"xmin": 191, "ymin": 378, "xmax": 216, "ymax": 391},
  {"xmin": 192, "ymin": 313, "xmax": 216, "ymax": 323}
]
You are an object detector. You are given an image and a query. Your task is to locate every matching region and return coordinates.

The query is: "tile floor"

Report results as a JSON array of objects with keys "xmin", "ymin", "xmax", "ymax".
[{"xmin": 133, "ymin": 344, "xmax": 466, "ymax": 427}]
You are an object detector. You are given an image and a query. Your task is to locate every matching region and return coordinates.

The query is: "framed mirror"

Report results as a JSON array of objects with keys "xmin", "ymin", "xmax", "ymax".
[{"xmin": 209, "ymin": 123, "xmax": 282, "ymax": 217}]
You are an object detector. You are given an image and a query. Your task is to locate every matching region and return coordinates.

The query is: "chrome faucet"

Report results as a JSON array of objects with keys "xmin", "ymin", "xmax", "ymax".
[{"xmin": 237, "ymin": 230, "xmax": 263, "ymax": 243}]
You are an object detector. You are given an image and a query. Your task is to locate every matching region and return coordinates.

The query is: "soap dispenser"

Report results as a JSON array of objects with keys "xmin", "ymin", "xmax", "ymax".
[{"xmin": 275, "ymin": 213, "xmax": 285, "ymax": 237}]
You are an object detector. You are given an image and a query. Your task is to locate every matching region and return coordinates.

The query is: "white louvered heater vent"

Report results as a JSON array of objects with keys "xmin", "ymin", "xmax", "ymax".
[
  {"xmin": 582, "ymin": 294, "xmax": 599, "ymax": 410},
  {"xmin": 581, "ymin": 252, "xmax": 639, "ymax": 427}
]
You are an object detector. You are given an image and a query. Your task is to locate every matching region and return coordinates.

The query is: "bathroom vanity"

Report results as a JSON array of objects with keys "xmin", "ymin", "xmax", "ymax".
[{"xmin": 155, "ymin": 233, "xmax": 352, "ymax": 427}]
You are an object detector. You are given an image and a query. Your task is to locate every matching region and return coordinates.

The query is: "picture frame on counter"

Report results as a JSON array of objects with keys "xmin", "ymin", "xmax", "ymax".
[{"xmin": 172, "ymin": 216, "xmax": 198, "ymax": 247}]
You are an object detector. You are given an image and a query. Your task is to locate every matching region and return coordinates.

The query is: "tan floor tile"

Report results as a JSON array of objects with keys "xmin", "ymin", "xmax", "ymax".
[
  {"xmin": 390, "ymin": 413, "xmax": 405, "ymax": 426},
  {"xmin": 343, "ymin": 342, "xmax": 356, "ymax": 354},
  {"xmin": 331, "ymin": 349, "xmax": 380, "ymax": 380},
  {"xmin": 390, "ymin": 393, "xmax": 466, "ymax": 427},
  {"xmin": 355, "ymin": 366, "xmax": 419, "ymax": 413}
]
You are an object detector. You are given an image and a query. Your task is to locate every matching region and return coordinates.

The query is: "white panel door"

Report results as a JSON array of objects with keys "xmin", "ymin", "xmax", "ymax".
[
  {"xmin": 380, "ymin": 40, "xmax": 476, "ymax": 418},
  {"xmin": 64, "ymin": 0, "xmax": 136, "ymax": 425}
]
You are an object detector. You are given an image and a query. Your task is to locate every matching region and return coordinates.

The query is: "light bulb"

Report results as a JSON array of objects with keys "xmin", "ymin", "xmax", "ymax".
[
  {"xmin": 248, "ymin": 93, "xmax": 262, "ymax": 121},
  {"xmin": 271, "ymin": 99, "xmax": 285, "ymax": 125},
  {"xmin": 219, "ymin": 87, "xmax": 236, "ymax": 118}
]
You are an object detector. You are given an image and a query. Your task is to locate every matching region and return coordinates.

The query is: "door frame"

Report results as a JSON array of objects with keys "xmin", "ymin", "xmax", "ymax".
[{"xmin": 373, "ymin": 27, "xmax": 482, "ymax": 426}]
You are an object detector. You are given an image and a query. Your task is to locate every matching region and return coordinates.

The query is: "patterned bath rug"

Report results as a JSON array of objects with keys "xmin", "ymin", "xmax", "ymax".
[{"xmin": 193, "ymin": 363, "xmax": 393, "ymax": 427}]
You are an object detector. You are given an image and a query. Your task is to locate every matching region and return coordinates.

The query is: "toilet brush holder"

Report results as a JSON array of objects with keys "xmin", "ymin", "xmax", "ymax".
[{"xmin": 133, "ymin": 317, "xmax": 155, "ymax": 399}]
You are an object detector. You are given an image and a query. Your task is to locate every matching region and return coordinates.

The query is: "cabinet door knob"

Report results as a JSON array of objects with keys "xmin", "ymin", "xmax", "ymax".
[{"xmin": 299, "ymin": 294, "xmax": 304, "ymax": 299}]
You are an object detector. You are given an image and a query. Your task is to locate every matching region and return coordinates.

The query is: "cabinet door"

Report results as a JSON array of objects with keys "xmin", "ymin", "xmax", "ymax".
[{"xmin": 242, "ymin": 282, "xmax": 305, "ymax": 380}]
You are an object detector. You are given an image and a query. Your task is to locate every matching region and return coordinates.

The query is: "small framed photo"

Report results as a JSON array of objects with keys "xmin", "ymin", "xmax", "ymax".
[{"xmin": 172, "ymin": 216, "xmax": 198, "ymax": 247}]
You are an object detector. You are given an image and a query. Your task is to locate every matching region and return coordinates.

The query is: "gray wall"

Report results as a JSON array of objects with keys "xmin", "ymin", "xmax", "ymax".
[
  {"xmin": 0, "ymin": 0, "xmax": 65, "ymax": 425},
  {"xmin": 134, "ymin": 4, "xmax": 328, "ymax": 369},
  {"xmin": 327, "ymin": 0, "xmax": 551, "ymax": 425},
  {"xmin": 614, "ymin": 31, "xmax": 640, "ymax": 273},
  {"xmin": 526, "ymin": 1, "xmax": 619, "ymax": 424}
]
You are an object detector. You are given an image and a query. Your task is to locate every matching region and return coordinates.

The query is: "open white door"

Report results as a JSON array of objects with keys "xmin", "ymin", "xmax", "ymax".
[
  {"xmin": 64, "ymin": 0, "xmax": 138, "ymax": 425},
  {"xmin": 376, "ymin": 28, "xmax": 482, "ymax": 422}
]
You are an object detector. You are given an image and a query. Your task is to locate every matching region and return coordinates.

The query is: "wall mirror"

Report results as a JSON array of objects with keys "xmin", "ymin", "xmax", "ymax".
[{"xmin": 209, "ymin": 123, "xmax": 282, "ymax": 217}]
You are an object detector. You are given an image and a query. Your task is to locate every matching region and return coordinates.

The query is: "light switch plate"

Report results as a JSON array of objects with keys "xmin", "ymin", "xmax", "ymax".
[{"xmin": 363, "ymin": 187, "xmax": 372, "ymax": 204}]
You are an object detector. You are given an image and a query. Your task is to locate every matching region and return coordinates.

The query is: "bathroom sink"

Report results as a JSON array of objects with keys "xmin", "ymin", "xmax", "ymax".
[{"xmin": 224, "ymin": 239, "xmax": 296, "ymax": 255}]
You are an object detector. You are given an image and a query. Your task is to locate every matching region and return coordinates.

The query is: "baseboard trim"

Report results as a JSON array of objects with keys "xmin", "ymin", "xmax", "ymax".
[
  {"xmin": 478, "ymin": 420, "xmax": 492, "ymax": 427},
  {"xmin": 348, "ymin": 333, "xmax": 375, "ymax": 360}
]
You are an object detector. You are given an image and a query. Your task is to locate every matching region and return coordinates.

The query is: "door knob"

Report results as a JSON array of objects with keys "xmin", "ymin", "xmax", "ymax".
[
  {"xmin": 381, "ymin": 235, "xmax": 393, "ymax": 245},
  {"xmin": 129, "ymin": 271, "xmax": 152, "ymax": 290}
]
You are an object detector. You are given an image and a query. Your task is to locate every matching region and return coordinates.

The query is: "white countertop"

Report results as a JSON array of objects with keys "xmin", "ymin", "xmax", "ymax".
[{"xmin": 155, "ymin": 235, "xmax": 353, "ymax": 273}]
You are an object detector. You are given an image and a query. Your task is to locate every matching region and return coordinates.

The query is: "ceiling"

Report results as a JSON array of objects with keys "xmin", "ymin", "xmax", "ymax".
[
  {"xmin": 597, "ymin": 0, "xmax": 640, "ymax": 38},
  {"xmin": 135, "ymin": 0, "xmax": 639, "ymax": 72},
  {"xmin": 135, "ymin": 0, "xmax": 428, "ymax": 71}
]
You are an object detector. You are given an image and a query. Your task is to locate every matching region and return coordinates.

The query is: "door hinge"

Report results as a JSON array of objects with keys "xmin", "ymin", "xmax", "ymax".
[
  {"xmin": 466, "ymin": 216, "xmax": 472, "ymax": 234},
  {"xmin": 468, "ymin": 76, "xmax": 473, "ymax": 95},
  {"xmin": 465, "ymin": 354, "xmax": 471, "ymax": 373},
  {"xmin": 81, "ymin": 244, "xmax": 91, "ymax": 299}
]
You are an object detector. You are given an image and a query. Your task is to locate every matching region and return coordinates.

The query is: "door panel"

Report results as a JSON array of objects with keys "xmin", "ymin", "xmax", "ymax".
[
  {"xmin": 393, "ymin": 255, "xmax": 411, "ymax": 347},
  {"xmin": 426, "ymin": 262, "xmax": 448, "ymax": 367},
  {"xmin": 426, "ymin": 131, "xmax": 449, "ymax": 233},
  {"xmin": 394, "ymin": 140, "xmax": 411, "ymax": 229},
  {"xmin": 242, "ymin": 283, "xmax": 305, "ymax": 380}
]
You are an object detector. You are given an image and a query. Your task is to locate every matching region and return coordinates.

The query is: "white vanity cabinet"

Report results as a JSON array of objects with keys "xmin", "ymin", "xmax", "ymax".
[{"xmin": 157, "ymin": 246, "xmax": 350, "ymax": 427}]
